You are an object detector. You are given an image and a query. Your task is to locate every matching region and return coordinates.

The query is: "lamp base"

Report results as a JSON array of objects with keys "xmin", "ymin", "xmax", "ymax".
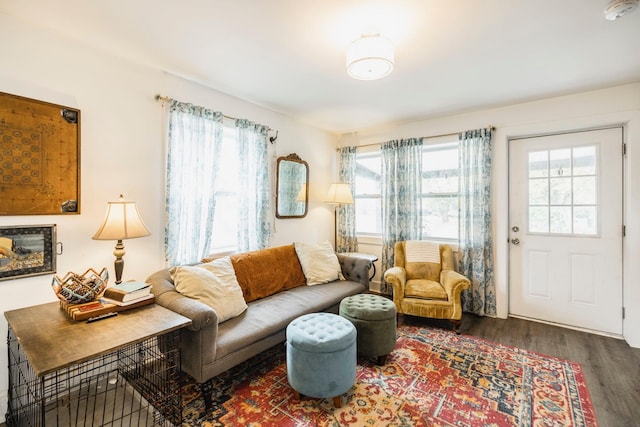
[{"xmin": 113, "ymin": 239, "xmax": 125, "ymax": 284}]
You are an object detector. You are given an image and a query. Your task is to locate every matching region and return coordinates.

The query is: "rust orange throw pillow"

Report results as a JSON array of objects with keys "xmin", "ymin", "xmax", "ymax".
[{"xmin": 230, "ymin": 245, "xmax": 306, "ymax": 302}]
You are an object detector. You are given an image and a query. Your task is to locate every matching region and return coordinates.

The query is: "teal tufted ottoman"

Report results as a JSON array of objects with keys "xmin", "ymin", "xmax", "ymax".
[
  {"xmin": 286, "ymin": 312, "xmax": 357, "ymax": 408},
  {"xmin": 339, "ymin": 294, "xmax": 397, "ymax": 364}
]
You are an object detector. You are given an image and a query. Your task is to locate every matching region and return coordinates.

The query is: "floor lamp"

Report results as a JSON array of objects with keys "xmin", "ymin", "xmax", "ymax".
[{"xmin": 324, "ymin": 183, "xmax": 353, "ymax": 250}]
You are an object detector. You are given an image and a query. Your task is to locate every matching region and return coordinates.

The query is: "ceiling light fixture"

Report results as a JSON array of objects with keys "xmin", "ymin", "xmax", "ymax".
[
  {"xmin": 346, "ymin": 33, "xmax": 394, "ymax": 81},
  {"xmin": 604, "ymin": 0, "xmax": 638, "ymax": 20}
]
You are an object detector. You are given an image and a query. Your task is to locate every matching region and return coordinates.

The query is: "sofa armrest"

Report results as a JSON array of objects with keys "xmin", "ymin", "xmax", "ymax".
[
  {"xmin": 337, "ymin": 254, "xmax": 371, "ymax": 287},
  {"xmin": 147, "ymin": 269, "xmax": 218, "ymax": 332}
]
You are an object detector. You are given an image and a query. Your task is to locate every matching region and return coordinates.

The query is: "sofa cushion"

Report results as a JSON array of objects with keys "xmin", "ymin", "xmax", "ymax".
[
  {"xmin": 230, "ymin": 244, "xmax": 306, "ymax": 302},
  {"xmin": 294, "ymin": 241, "xmax": 344, "ymax": 285},
  {"xmin": 170, "ymin": 257, "xmax": 247, "ymax": 323}
]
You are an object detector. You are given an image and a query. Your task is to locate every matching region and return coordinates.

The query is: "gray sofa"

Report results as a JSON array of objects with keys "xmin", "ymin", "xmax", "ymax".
[{"xmin": 146, "ymin": 244, "xmax": 370, "ymax": 406}]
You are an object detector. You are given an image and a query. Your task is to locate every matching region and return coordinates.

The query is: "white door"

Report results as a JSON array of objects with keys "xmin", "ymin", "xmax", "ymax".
[{"xmin": 508, "ymin": 127, "xmax": 623, "ymax": 335}]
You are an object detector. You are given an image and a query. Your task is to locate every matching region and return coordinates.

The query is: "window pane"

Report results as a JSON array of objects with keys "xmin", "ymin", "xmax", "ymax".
[
  {"xmin": 211, "ymin": 193, "xmax": 238, "ymax": 250},
  {"xmin": 528, "ymin": 151, "xmax": 548, "ymax": 178},
  {"xmin": 355, "ymin": 155, "xmax": 381, "ymax": 195},
  {"xmin": 529, "ymin": 206, "xmax": 548, "ymax": 233},
  {"xmin": 549, "ymin": 177, "xmax": 571, "ymax": 205},
  {"xmin": 550, "ymin": 206, "xmax": 572, "ymax": 233},
  {"xmin": 574, "ymin": 206, "xmax": 597, "ymax": 235},
  {"xmin": 573, "ymin": 176, "xmax": 596, "ymax": 205},
  {"xmin": 422, "ymin": 196, "xmax": 458, "ymax": 239},
  {"xmin": 573, "ymin": 146, "xmax": 596, "ymax": 176},
  {"xmin": 549, "ymin": 149, "xmax": 571, "ymax": 177},
  {"xmin": 529, "ymin": 178, "xmax": 548, "ymax": 205},
  {"xmin": 355, "ymin": 197, "xmax": 381, "ymax": 234}
]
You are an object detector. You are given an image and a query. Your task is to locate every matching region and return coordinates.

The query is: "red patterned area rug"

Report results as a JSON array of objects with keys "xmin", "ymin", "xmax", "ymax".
[{"xmin": 180, "ymin": 325, "xmax": 597, "ymax": 426}]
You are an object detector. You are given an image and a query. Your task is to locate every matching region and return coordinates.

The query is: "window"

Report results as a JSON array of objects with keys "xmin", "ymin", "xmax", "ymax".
[
  {"xmin": 528, "ymin": 145, "xmax": 598, "ymax": 235},
  {"xmin": 354, "ymin": 140, "xmax": 460, "ymax": 240}
]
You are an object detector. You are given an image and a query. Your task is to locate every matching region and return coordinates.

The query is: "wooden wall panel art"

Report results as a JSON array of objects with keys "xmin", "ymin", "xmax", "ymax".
[{"xmin": 0, "ymin": 92, "xmax": 80, "ymax": 215}]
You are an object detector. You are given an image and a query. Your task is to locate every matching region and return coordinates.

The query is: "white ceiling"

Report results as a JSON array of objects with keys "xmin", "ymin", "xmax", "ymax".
[{"xmin": 3, "ymin": 0, "xmax": 640, "ymax": 134}]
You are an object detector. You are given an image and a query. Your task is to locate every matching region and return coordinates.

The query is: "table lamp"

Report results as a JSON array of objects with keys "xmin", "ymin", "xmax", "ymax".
[{"xmin": 92, "ymin": 195, "xmax": 151, "ymax": 284}]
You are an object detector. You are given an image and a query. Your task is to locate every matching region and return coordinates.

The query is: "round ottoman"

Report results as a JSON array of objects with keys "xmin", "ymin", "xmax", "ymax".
[
  {"xmin": 339, "ymin": 294, "xmax": 397, "ymax": 365},
  {"xmin": 286, "ymin": 312, "xmax": 357, "ymax": 408}
]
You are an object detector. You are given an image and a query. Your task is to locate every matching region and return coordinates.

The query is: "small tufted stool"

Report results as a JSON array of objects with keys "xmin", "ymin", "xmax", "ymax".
[
  {"xmin": 286, "ymin": 312, "xmax": 357, "ymax": 408},
  {"xmin": 339, "ymin": 294, "xmax": 397, "ymax": 365}
]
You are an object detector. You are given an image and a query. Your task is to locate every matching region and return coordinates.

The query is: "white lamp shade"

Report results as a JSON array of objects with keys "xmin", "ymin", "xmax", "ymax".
[
  {"xmin": 346, "ymin": 34, "xmax": 394, "ymax": 81},
  {"xmin": 92, "ymin": 196, "xmax": 151, "ymax": 240},
  {"xmin": 324, "ymin": 183, "xmax": 354, "ymax": 204}
]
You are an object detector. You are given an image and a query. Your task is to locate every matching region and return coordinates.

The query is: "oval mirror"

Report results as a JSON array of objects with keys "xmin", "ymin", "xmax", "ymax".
[{"xmin": 276, "ymin": 153, "xmax": 308, "ymax": 218}]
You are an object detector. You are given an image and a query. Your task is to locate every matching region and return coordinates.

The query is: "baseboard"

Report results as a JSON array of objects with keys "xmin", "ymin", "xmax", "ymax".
[{"xmin": 509, "ymin": 314, "xmax": 624, "ymax": 340}]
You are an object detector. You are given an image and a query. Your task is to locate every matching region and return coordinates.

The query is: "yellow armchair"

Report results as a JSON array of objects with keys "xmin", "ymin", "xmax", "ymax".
[{"xmin": 384, "ymin": 241, "xmax": 470, "ymax": 332}]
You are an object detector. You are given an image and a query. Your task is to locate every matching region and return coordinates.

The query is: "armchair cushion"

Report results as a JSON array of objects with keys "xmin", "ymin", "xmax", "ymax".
[{"xmin": 405, "ymin": 279, "xmax": 448, "ymax": 300}]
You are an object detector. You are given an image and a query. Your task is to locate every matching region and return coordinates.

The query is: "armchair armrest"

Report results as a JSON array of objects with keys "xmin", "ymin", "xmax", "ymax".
[
  {"xmin": 384, "ymin": 266, "xmax": 407, "ymax": 307},
  {"xmin": 440, "ymin": 269, "xmax": 471, "ymax": 301}
]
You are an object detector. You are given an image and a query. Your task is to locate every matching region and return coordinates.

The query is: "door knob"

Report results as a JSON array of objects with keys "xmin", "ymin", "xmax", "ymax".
[{"xmin": 511, "ymin": 238, "xmax": 520, "ymax": 245}]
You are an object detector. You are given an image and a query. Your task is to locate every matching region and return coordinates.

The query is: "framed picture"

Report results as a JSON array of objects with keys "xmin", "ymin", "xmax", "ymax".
[
  {"xmin": 0, "ymin": 92, "xmax": 80, "ymax": 215},
  {"xmin": 0, "ymin": 224, "xmax": 56, "ymax": 281}
]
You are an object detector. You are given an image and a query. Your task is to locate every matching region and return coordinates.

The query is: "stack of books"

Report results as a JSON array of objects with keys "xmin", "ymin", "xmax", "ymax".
[
  {"xmin": 59, "ymin": 282, "xmax": 154, "ymax": 321},
  {"xmin": 101, "ymin": 281, "xmax": 155, "ymax": 308}
]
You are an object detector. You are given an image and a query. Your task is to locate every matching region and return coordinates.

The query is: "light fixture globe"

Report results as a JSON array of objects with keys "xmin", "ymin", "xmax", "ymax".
[
  {"xmin": 346, "ymin": 34, "xmax": 394, "ymax": 81},
  {"xmin": 604, "ymin": 0, "xmax": 639, "ymax": 20}
]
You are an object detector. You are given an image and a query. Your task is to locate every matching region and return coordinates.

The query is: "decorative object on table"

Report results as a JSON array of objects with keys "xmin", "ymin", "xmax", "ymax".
[
  {"xmin": 324, "ymin": 183, "xmax": 353, "ymax": 249},
  {"xmin": 0, "ymin": 92, "xmax": 80, "ymax": 215},
  {"xmin": 52, "ymin": 267, "xmax": 109, "ymax": 305},
  {"xmin": 92, "ymin": 195, "xmax": 151, "ymax": 284},
  {"xmin": 102, "ymin": 280, "xmax": 151, "ymax": 302},
  {"xmin": 0, "ymin": 224, "xmax": 57, "ymax": 281}
]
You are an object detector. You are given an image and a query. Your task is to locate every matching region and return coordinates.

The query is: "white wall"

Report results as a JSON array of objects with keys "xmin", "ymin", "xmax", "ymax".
[
  {"xmin": 347, "ymin": 82, "xmax": 640, "ymax": 349},
  {"xmin": 0, "ymin": 14, "xmax": 337, "ymax": 420}
]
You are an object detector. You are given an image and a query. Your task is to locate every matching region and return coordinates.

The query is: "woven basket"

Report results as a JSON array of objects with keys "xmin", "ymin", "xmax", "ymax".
[{"xmin": 52, "ymin": 267, "xmax": 109, "ymax": 304}]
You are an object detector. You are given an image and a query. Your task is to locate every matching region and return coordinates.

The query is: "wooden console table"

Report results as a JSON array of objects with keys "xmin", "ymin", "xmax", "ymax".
[{"xmin": 5, "ymin": 302, "xmax": 191, "ymax": 426}]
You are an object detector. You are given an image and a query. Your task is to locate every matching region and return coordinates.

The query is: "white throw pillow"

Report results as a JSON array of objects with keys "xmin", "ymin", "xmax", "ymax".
[
  {"xmin": 294, "ymin": 241, "xmax": 344, "ymax": 286},
  {"xmin": 170, "ymin": 256, "xmax": 247, "ymax": 323}
]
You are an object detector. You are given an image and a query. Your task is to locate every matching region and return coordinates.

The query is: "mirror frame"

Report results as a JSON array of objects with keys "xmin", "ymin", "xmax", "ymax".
[{"xmin": 275, "ymin": 153, "xmax": 309, "ymax": 219}]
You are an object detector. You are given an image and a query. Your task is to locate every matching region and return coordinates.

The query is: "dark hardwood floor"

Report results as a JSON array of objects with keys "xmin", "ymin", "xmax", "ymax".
[{"xmin": 401, "ymin": 314, "xmax": 640, "ymax": 427}]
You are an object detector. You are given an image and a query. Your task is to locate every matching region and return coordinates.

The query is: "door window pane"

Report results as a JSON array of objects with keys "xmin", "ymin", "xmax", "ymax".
[
  {"xmin": 529, "ymin": 178, "xmax": 548, "ymax": 205},
  {"xmin": 528, "ymin": 151, "xmax": 548, "ymax": 178},
  {"xmin": 529, "ymin": 206, "xmax": 549, "ymax": 233},
  {"xmin": 573, "ymin": 176, "xmax": 596, "ymax": 205},
  {"xmin": 550, "ymin": 207, "xmax": 572, "ymax": 234},
  {"xmin": 574, "ymin": 206, "xmax": 597, "ymax": 235},
  {"xmin": 573, "ymin": 146, "xmax": 596, "ymax": 176},
  {"xmin": 549, "ymin": 177, "xmax": 571, "ymax": 205}
]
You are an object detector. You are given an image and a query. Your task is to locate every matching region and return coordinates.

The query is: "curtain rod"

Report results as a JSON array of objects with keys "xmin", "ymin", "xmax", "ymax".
[
  {"xmin": 156, "ymin": 94, "xmax": 278, "ymax": 139},
  {"xmin": 338, "ymin": 126, "xmax": 495, "ymax": 151},
  {"xmin": 156, "ymin": 94, "xmax": 238, "ymax": 122}
]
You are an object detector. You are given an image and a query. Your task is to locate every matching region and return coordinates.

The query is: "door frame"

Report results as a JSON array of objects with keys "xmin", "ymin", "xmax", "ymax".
[{"xmin": 506, "ymin": 124, "xmax": 626, "ymax": 337}]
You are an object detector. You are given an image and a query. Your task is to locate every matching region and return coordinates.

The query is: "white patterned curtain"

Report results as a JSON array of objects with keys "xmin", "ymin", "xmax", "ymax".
[
  {"xmin": 235, "ymin": 119, "xmax": 271, "ymax": 252},
  {"xmin": 458, "ymin": 128, "xmax": 496, "ymax": 316},
  {"xmin": 165, "ymin": 100, "xmax": 223, "ymax": 266},
  {"xmin": 381, "ymin": 138, "xmax": 423, "ymax": 294},
  {"xmin": 337, "ymin": 146, "xmax": 358, "ymax": 252}
]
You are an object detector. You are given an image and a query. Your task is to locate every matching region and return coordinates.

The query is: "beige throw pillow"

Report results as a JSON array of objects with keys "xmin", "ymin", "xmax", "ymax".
[
  {"xmin": 170, "ymin": 256, "xmax": 247, "ymax": 323},
  {"xmin": 294, "ymin": 241, "xmax": 344, "ymax": 285}
]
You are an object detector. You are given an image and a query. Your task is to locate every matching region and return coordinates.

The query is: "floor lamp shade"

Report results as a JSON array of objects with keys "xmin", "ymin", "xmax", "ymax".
[
  {"xmin": 324, "ymin": 183, "xmax": 353, "ymax": 249},
  {"xmin": 324, "ymin": 183, "xmax": 354, "ymax": 205},
  {"xmin": 92, "ymin": 195, "xmax": 150, "ymax": 284}
]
